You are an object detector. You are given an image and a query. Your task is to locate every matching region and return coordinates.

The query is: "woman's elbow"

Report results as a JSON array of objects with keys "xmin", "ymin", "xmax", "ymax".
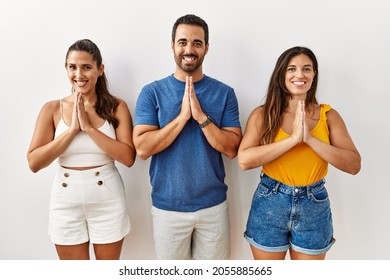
[
  {"xmin": 29, "ymin": 164, "xmax": 40, "ymax": 173},
  {"xmin": 28, "ymin": 161, "xmax": 43, "ymax": 173},
  {"xmin": 237, "ymin": 154, "xmax": 251, "ymax": 171},
  {"xmin": 238, "ymin": 161, "xmax": 252, "ymax": 171},
  {"xmin": 119, "ymin": 149, "xmax": 137, "ymax": 167},
  {"xmin": 349, "ymin": 154, "xmax": 362, "ymax": 175},
  {"xmin": 349, "ymin": 161, "xmax": 361, "ymax": 175},
  {"xmin": 27, "ymin": 155, "xmax": 40, "ymax": 173},
  {"xmin": 122, "ymin": 157, "xmax": 136, "ymax": 168},
  {"xmin": 341, "ymin": 157, "xmax": 361, "ymax": 175}
]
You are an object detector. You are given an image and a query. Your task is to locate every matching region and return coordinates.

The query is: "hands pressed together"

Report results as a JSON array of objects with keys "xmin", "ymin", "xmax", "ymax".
[
  {"xmin": 70, "ymin": 92, "xmax": 93, "ymax": 133},
  {"xmin": 291, "ymin": 100, "xmax": 313, "ymax": 145},
  {"xmin": 180, "ymin": 76, "xmax": 208, "ymax": 124}
]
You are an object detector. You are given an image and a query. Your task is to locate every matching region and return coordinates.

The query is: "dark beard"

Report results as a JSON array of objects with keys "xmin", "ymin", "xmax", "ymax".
[{"xmin": 175, "ymin": 57, "xmax": 203, "ymax": 73}]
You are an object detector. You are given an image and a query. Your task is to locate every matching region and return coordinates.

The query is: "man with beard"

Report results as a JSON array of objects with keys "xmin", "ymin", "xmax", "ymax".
[{"xmin": 133, "ymin": 14, "xmax": 242, "ymax": 260}]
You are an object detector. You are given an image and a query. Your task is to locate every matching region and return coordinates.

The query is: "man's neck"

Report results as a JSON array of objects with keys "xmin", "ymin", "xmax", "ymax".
[{"xmin": 174, "ymin": 70, "xmax": 204, "ymax": 82}]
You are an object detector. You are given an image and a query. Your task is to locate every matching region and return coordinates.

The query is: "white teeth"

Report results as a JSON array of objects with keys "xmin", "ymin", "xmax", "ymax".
[
  {"xmin": 293, "ymin": 81, "xmax": 305, "ymax": 85},
  {"xmin": 183, "ymin": 56, "xmax": 195, "ymax": 61},
  {"xmin": 75, "ymin": 81, "xmax": 87, "ymax": 86}
]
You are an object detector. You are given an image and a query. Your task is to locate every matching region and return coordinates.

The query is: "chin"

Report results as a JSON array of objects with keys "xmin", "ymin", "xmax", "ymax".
[{"xmin": 73, "ymin": 87, "xmax": 86, "ymax": 94}]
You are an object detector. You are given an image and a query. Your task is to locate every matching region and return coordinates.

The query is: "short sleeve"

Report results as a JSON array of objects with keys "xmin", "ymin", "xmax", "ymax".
[
  {"xmin": 134, "ymin": 85, "xmax": 159, "ymax": 126},
  {"xmin": 221, "ymin": 88, "xmax": 241, "ymax": 128}
]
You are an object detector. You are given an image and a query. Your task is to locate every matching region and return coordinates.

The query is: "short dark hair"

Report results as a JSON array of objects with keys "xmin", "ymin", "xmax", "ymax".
[{"xmin": 171, "ymin": 14, "xmax": 209, "ymax": 45}]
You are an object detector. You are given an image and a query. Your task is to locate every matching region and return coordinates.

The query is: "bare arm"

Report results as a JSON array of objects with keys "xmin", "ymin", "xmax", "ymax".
[
  {"xmin": 303, "ymin": 108, "xmax": 361, "ymax": 174},
  {"xmin": 134, "ymin": 76, "xmax": 242, "ymax": 159},
  {"xmin": 133, "ymin": 84, "xmax": 191, "ymax": 160},
  {"xmin": 188, "ymin": 76, "xmax": 242, "ymax": 158},
  {"xmin": 237, "ymin": 106, "xmax": 301, "ymax": 170},
  {"xmin": 133, "ymin": 116, "xmax": 189, "ymax": 160},
  {"xmin": 27, "ymin": 100, "xmax": 79, "ymax": 173},
  {"xmin": 197, "ymin": 117, "xmax": 242, "ymax": 159},
  {"xmin": 80, "ymin": 98, "xmax": 136, "ymax": 167}
]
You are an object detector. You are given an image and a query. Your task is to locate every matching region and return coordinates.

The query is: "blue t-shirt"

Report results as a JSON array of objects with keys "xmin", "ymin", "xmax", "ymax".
[{"xmin": 134, "ymin": 75, "xmax": 240, "ymax": 212}]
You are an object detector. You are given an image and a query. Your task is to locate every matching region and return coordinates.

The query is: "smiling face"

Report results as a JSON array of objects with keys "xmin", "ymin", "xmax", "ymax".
[
  {"xmin": 65, "ymin": 50, "xmax": 104, "ymax": 95},
  {"xmin": 284, "ymin": 53, "xmax": 316, "ymax": 98},
  {"xmin": 171, "ymin": 24, "xmax": 209, "ymax": 81}
]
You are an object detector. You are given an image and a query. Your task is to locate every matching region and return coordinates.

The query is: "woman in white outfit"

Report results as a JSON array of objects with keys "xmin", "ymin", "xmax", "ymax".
[{"xmin": 27, "ymin": 39, "xmax": 136, "ymax": 260}]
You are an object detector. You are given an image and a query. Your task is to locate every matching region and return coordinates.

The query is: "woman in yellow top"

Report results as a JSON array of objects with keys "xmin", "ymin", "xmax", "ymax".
[{"xmin": 238, "ymin": 46, "xmax": 361, "ymax": 260}]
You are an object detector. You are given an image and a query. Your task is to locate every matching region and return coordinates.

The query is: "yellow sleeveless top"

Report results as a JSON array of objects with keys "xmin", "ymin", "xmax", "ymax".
[{"xmin": 262, "ymin": 104, "xmax": 331, "ymax": 186}]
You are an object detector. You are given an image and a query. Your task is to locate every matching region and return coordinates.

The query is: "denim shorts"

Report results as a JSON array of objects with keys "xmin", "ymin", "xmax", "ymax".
[{"xmin": 244, "ymin": 173, "xmax": 335, "ymax": 255}]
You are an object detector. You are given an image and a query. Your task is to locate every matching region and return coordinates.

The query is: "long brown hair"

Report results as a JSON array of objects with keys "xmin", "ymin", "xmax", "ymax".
[
  {"xmin": 65, "ymin": 39, "xmax": 119, "ymax": 128},
  {"xmin": 260, "ymin": 46, "xmax": 319, "ymax": 145}
]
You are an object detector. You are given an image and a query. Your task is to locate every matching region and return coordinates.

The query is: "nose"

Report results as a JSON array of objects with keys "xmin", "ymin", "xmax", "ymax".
[
  {"xmin": 295, "ymin": 69, "xmax": 304, "ymax": 78},
  {"xmin": 184, "ymin": 43, "xmax": 194, "ymax": 53},
  {"xmin": 75, "ymin": 68, "xmax": 83, "ymax": 78}
]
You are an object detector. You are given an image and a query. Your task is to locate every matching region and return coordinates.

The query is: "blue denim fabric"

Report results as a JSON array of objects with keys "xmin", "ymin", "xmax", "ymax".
[{"xmin": 244, "ymin": 173, "xmax": 335, "ymax": 255}]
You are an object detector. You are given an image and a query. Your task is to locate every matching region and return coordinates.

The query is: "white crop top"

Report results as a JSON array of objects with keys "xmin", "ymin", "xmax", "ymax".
[{"xmin": 55, "ymin": 100, "xmax": 116, "ymax": 167}]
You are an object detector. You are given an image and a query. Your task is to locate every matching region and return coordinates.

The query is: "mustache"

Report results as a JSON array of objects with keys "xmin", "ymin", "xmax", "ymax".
[{"xmin": 182, "ymin": 53, "xmax": 198, "ymax": 58}]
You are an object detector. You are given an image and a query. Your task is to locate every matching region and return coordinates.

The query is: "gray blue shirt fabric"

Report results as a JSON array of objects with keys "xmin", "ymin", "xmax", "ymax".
[{"xmin": 134, "ymin": 74, "xmax": 240, "ymax": 212}]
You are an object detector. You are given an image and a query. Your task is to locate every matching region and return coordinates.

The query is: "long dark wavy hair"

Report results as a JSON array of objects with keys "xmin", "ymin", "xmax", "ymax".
[
  {"xmin": 65, "ymin": 39, "xmax": 119, "ymax": 128},
  {"xmin": 260, "ymin": 46, "xmax": 319, "ymax": 145}
]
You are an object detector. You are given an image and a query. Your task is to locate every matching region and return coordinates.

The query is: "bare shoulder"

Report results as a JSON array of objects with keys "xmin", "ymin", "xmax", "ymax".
[
  {"xmin": 40, "ymin": 99, "xmax": 60, "ymax": 114},
  {"xmin": 242, "ymin": 106, "xmax": 264, "ymax": 135},
  {"xmin": 114, "ymin": 97, "xmax": 132, "ymax": 123},
  {"xmin": 248, "ymin": 106, "xmax": 264, "ymax": 124},
  {"xmin": 114, "ymin": 97, "xmax": 128, "ymax": 108},
  {"xmin": 326, "ymin": 107, "xmax": 344, "ymax": 122},
  {"xmin": 33, "ymin": 99, "xmax": 62, "ymax": 128},
  {"xmin": 249, "ymin": 106, "xmax": 263, "ymax": 118},
  {"xmin": 325, "ymin": 107, "xmax": 349, "ymax": 131},
  {"xmin": 115, "ymin": 96, "xmax": 125, "ymax": 103},
  {"xmin": 115, "ymin": 97, "xmax": 130, "ymax": 112}
]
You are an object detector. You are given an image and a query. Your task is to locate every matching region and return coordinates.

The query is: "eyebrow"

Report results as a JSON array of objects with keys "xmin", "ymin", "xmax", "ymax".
[
  {"xmin": 193, "ymin": 39, "xmax": 204, "ymax": 44},
  {"xmin": 176, "ymin": 38, "xmax": 204, "ymax": 45},
  {"xmin": 288, "ymin": 64, "xmax": 313, "ymax": 67},
  {"xmin": 67, "ymin": 63, "xmax": 93, "ymax": 67}
]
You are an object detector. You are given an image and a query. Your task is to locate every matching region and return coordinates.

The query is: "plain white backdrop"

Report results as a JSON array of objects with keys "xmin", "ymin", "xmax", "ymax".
[{"xmin": 0, "ymin": 0, "xmax": 389, "ymax": 260}]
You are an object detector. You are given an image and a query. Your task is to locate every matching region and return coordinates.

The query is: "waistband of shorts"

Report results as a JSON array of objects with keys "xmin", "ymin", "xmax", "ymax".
[
  {"xmin": 260, "ymin": 173, "xmax": 325, "ymax": 196},
  {"xmin": 57, "ymin": 162, "xmax": 116, "ymax": 180}
]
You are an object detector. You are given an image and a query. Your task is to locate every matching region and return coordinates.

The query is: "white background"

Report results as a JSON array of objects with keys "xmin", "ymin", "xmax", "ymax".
[{"xmin": 0, "ymin": 0, "xmax": 389, "ymax": 260}]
